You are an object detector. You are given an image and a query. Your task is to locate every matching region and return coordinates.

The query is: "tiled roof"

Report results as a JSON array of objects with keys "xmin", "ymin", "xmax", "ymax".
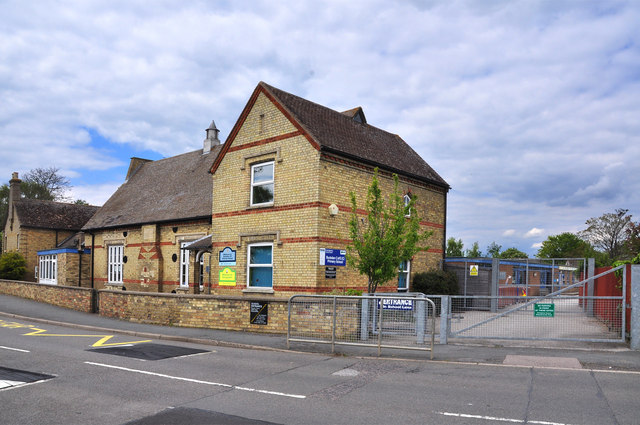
[
  {"xmin": 83, "ymin": 146, "xmax": 222, "ymax": 230},
  {"xmin": 14, "ymin": 199, "xmax": 99, "ymax": 230},
  {"xmin": 260, "ymin": 82, "xmax": 449, "ymax": 188}
]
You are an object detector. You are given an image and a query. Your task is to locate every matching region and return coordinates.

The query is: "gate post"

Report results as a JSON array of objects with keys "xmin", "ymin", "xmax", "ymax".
[
  {"xmin": 587, "ymin": 258, "xmax": 595, "ymax": 317},
  {"xmin": 416, "ymin": 298, "xmax": 425, "ymax": 344},
  {"xmin": 631, "ymin": 265, "xmax": 640, "ymax": 350},
  {"xmin": 360, "ymin": 298, "xmax": 369, "ymax": 341},
  {"xmin": 439, "ymin": 295, "xmax": 450, "ymax": 344},
  {"xmin": 490, "ymin": 258, "xmax": 499, "ymax": 313}
]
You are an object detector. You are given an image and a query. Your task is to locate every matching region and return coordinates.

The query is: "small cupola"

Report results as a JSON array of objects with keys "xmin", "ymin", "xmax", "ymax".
[{"xmin": 203, "ymin": 120, "xmax": 220, "ymax": 154}]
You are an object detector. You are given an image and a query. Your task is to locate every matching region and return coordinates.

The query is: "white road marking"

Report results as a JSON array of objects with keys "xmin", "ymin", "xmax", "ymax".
[
  {"xmin": 0, "ymin": 379, "xmax": 52, "ymax": 392},
  {"xmin": 438, "ymin": 411, "xmax": 575, "ymax": 425},
  {"xmin": 0, "ymin": 345, "xmax": 30, "ymax": 353},
  {"xmin": 0, "ymin": 379, "xmax": 25, "ymax": 389},
  {"xmin": 85, "ymin": 361, "xmax": 306, "ymax": 399}
]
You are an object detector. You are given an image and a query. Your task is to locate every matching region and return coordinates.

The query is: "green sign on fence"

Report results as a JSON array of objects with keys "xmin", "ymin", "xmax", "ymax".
[{"xmin": 534, "ymin": 303, "xmax": 555, "ymax": 317}]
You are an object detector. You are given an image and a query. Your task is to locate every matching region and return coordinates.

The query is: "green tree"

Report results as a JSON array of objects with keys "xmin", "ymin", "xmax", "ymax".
[
  {"xmin": 0, "ymin": 251, "xmax": 27, "ymax": 280},
  {"xmin": 22, "ymin": 167, "xmax": 70, "ymax": 200},
  {"xmin": 1, "ymin": 167, "xmax": 74, "ymax": 228},
  {"xmin": 579, "ymin": 208, "xmax": 632, "ymax": 261},
  {"xmin": 486, "ymin": 241, "xmax": 502, "ymax": 258},
  {"xmin": 537, "ymin": 232, "xmax": 594, "ymax": 258},
  {"xmin": 446, "ymin": 237, "xmax": 464, "ymax": 257},
  {"xmin": 624, "ymin": 221, "xmax": 640, "ymax": 260},
  {"xmin": 0, "ymin": 184, "xmax": 9, "ymax": 229},
  {"xmin": 465, "ymin": 241, "xmax": 482, "ymax": 258},
  {"xmin": 347, "ymin": 169, "xmax": 432, "ymax": 294},
  {"xmin": 499, "ymin": 247, "xmax": 528, "ymax": 259}
]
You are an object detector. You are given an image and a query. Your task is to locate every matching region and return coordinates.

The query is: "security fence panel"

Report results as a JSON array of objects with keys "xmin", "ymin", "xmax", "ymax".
[
  {"xmin": 446, "ymin": 265, "xmax": 626, "ymax": 343},
  {"xmin": 287, "ymin": 294, "xmax": 436, "ymax": 358}
]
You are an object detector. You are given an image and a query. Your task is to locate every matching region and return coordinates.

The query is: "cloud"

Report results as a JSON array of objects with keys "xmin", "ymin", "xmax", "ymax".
[
  {"xmin": 0, "ymin": 0, "xmax": 638, "ymax": 257},
  {"xmin": 524, "ymin": 228, "xmax": 545, "ymax": 238}
]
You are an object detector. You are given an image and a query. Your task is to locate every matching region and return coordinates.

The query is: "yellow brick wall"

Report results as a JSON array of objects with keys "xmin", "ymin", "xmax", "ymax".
[
  {"xmin": 212, "ymin": 92, "xmax": 322, "ymax": 297},
  {"xmin": 2, "ymin": 210, "xmax": 75, "ymax": 282},
  {"xmin": 211, "ymin": 89, "xmax": 447, "ymax": 297},
  {"xmin": 89, "ymin": 221, "xmax": 212, "ymax": 293},
  {"xmin": 318, "ymin": 157, "xmax": 447, "ymax": 291}
]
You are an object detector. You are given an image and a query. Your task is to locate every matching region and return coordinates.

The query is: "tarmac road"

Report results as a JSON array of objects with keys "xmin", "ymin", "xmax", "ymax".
[{"xmin": 1, "ymin": 294, "xmax": 640, "ymax": 424}]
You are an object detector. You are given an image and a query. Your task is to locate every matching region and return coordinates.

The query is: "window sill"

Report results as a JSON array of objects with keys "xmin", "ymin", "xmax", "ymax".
[
  {"xmin": 242, "ymin": 287, "xmax": 275, "ymax": 294},
  {"xmin": 246, "ymin": 202, "xmax": 274, "ymax": 210}
]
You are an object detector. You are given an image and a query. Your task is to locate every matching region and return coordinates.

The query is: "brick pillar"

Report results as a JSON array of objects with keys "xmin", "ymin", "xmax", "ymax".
[{"xmin": 139, "ymin": 224, "xmax": 164, "ymax": 292}]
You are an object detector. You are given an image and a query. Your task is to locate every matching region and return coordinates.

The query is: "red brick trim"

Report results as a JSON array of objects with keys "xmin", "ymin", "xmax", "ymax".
[
  {"xmin": 320, "ymin": 153, "xmax": 448, "ymax": 194},
  {"xmin": 227, "ymin": 130, "xmax": 303, "ymax": 152},
  {"xmin": 212, "ymin": 201, "xmax": 444, "ymax": 230},
  {"xmin": 210, "ymin": 83, "xmax": 320, "ymax": 175}
]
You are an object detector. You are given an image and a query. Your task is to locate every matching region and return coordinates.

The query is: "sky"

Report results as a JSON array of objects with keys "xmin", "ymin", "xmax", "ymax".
[{"xmin": 1, "ymin": 0, "xmax": 639, "ymax": 257}]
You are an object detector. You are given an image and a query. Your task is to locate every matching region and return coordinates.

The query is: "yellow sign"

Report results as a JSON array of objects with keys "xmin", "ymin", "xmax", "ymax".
[
  {"xmin": 469, "ymin": 265, "xmax": 478, "ymax": 276},
  {"xmin": 219, "ymin": 267, "xmax": 236, "ymax": 286}
]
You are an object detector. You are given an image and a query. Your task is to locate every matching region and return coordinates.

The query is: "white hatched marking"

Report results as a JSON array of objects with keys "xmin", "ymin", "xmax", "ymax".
[{"xmin": 85, "ymin": 361, "xmax": 306, "ymax": 399}]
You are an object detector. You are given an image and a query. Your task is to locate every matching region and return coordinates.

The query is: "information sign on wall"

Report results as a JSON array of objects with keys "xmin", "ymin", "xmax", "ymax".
[
  {"xmin": 219, "ymin": 247, "xmax": 237, "ymax": 266},
  {"xmin": 250, "ymin": 301, "xmax": 268, "ymax": 325},
  {"xmin": 219, "ymin": 267, "xmax": 236, "ymax": 286},
  {"xmin": 319, "ymin": 248, "xmax": 346, "ymax": 266},
  {"xmin": 325, "ymin": 267, "xmax": 337, "ymax": 279},
  {"xmin": 469, "ymin": 265, "xmax": 479, "ymax": 276}
]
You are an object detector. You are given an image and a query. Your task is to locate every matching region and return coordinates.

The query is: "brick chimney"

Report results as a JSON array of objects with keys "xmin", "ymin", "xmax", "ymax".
[
  {"xmin": 7, "ymin": 172, "xmax": 21, "ymax": 230},
  {"xmin": 9, "ymin": 172, "xmax": 21, "ymax": 205},
  {"xmin": 203, "ymin": 120, "xmax": 220, "ymax": 154}
]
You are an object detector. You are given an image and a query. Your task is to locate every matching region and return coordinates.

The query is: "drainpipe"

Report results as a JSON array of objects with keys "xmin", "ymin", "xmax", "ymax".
[{"xmin": 90, "ymin": 232, "xmax": 97, "ymax": 313}]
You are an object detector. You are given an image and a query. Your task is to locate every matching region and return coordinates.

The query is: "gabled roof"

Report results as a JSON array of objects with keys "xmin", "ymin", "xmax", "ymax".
[
  {"xmin": 212, "ymin": 82, "xmax": 449, "ymax": 189},
  {"xmin": 83, "ymin": 146, "xmax": 222, "ymax": 231},
  {"xmin": 13, "ymin": 199, "xmax": 99, "ymax": 230}
]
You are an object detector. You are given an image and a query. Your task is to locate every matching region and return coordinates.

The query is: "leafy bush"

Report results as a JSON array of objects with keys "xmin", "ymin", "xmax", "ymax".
[
  {"xmin": 0, "ymin": 251, "xmax": 27, "ymax": 280},
  {"xmin": 323, "ymin": 288, "xmax": 363, "ymax": 296},
  {"xmin": 412, "ymin": 270, "xmax": 459, "ymax": 295},
  {"xmin": 412, "ymin": 270, "xmax": 459, "ymax": 315}
]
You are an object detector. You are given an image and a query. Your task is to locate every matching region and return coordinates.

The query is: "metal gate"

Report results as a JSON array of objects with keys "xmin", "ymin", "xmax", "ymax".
[
  {"xmin": 445, "ymin": 264, "xmax": 626, "ymax": 343},
  {"xmin": 287, "ymin": 294, "xmax": 436, "ymax": 357}
]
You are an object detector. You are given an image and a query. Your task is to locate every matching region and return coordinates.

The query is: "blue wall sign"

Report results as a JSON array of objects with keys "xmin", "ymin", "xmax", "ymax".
[
  {"xmin": 219, "ymin": 247, "xmax": 237, "ymax": 266},
  {"xmin": 319, "ymin": 248, "xmax": 346, "ymax": 266},
  {"xmin": 378, "ymin": 299, "xmax": 414, "ymax": 311}
]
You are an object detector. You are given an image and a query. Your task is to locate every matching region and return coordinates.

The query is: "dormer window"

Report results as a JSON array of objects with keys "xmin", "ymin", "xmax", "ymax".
[{"xmin": 250, "ymin": 161, "xmax": 274, "ymax": 206}]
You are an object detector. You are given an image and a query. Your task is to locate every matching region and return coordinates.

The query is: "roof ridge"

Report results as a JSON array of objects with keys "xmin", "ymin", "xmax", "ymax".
[{"xmin": 16, "ymin": 198, "xmax": 100, "ymax": 209}]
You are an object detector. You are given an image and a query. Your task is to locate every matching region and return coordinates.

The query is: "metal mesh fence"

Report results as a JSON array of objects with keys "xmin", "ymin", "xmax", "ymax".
[
  {"xmin": 449, "ymin": 295, "xmax": 624, "ymax": 342},
  {"xmin": 443, "ymin": 257, "xmax": 588, "ymax": 299},
  {"xmin": 287, "ymin": 295, "xmax": 436, "ymax": 358}
]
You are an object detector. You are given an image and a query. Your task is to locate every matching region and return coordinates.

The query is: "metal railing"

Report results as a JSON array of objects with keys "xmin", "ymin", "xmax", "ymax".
[{"xmin": 287, "ymin": 294, "xmax": 436, "ymax": 358}]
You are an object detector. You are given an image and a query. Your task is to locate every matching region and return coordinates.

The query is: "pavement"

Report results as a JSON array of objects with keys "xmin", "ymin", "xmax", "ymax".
[{"xmin": 1, "ymin": 294, "xmax": 639, "ymax": 372}]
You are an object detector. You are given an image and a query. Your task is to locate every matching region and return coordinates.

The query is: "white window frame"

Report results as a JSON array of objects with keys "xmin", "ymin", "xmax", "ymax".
[
  {"xmin": 108, "ymin": 245, "xmax": 124, "ymax": 285},
  {"xmin": 247, "ymin": 242, "xmax": 273, "ymax": 288},
  {"xmin": 39, "ymin": 254, "xmax": 57, "ymax": 285},
  {"xmin": 398, "ymin": 260, "xmax": 410, "ymax": 291},
  {"xmin": 250, "ymin": 161, "xmax": 274, "ymax": 206},
  {"xmin": 403, "ymin": 194, "xmax": 411, "ymax": 218},
  {"xmin": 180, "ymin": 242, "xmax": 191, "ymax": 288}
]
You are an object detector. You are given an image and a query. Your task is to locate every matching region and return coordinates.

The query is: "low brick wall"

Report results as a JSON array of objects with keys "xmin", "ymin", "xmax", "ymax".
[
  {"xmin": 0, "ymin": 279, "xmax": 93, "ymax": 313},
  {"xmin": 98, "ymin": 290, "xmax": 290, "ymax": 334}
]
